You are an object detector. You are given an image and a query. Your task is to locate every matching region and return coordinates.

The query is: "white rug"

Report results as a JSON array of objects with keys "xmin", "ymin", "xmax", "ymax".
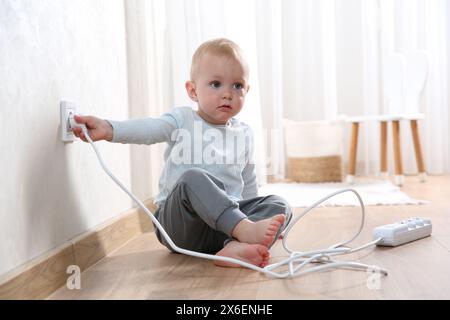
[{"xmin": 258, "ymin": 180, "xmax": 428, "ymax": 207}]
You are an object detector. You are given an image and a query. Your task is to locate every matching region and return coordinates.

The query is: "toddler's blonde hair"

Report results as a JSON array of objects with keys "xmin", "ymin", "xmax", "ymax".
[{"xmin": 190, "ymin": 38, "xmax": 249, "ymax": 81}]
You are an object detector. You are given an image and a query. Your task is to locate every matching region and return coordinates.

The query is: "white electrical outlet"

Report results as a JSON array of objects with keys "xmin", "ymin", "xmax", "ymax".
[{"xmin": 60, "ymin": 101, "xmax": 76, "ymax": 142}]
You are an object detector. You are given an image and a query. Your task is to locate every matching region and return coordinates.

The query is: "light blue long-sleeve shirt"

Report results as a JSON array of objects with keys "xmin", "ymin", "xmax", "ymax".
[{"xmin": 108, "ymin": 107, "xmax": 258, "ymax": 205}]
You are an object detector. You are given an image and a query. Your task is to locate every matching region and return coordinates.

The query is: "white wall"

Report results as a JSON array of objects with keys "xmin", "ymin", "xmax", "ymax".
[{"xmin": 0, "ymin": 0, "xmax": 133, "ymax": 276}]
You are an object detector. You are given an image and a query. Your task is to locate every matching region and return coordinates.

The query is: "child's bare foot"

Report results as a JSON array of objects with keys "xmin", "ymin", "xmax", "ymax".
[
  {"xmin": 214, "ymin": 241, "xmax": 270, "ymax": 268},
  {"xmin": 231, "ymin": 214, "xmax": 285, "ymax": 247}
]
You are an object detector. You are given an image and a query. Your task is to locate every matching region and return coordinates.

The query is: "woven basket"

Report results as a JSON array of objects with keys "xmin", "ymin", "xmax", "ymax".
[
  {"xmin": 284, "ymin": 119, "xmax": 344, "ymax": 183},
  {"xmin": 287, "ymin": 155, "xmax": 343, "ymax": 183}
]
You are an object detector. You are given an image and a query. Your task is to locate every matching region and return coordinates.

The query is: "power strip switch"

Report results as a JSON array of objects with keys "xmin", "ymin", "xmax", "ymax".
[{"xmin": 373, "ymin": 217, "xmax": 432, "ymax": 247}]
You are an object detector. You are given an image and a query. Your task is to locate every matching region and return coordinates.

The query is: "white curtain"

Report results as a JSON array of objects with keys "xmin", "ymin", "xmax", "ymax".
[
  {"xmin": 361, "ymin": 0, "xmax": 450, "ymax": 175},
  {"xmin": 124, "ymin": 0, "xmax": 450, "ymax": 198}
]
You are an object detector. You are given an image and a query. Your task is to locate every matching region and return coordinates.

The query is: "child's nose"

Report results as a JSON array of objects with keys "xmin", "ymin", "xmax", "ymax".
[{"xmin": 222, "ymin": 88, "xmax": 232, "ymax": 100}]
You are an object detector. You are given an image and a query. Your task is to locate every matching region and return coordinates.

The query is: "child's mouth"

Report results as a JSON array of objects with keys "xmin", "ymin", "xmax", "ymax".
[{"xmin": 218, "ymin": 105, "xmax": 232, "ymax": 110}]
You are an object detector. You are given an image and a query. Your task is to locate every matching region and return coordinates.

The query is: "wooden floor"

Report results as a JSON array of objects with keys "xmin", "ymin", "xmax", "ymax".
[{"xmin": 49, "ymin": 176, "xmax": 450, "ymax": 299}]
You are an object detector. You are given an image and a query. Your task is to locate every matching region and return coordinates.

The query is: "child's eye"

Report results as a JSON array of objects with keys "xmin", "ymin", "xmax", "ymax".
[
  {"xmin": 233, "ymin": 83, "xmax": 244, "ymax": 90},
  {"xmin": 210, "ymin": 81, "xmax": 221, "ymax": 89}
]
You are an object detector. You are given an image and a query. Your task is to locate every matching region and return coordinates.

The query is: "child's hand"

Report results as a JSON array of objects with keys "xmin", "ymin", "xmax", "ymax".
[{"xmin": 72, "ymin": 115, "xmax": 113, "ymax": 142}]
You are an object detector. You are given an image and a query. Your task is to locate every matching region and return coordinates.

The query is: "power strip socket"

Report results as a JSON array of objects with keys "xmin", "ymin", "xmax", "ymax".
[{"xmin": 373, "ymin": 217, "xmax": 432, "ymax": 247}]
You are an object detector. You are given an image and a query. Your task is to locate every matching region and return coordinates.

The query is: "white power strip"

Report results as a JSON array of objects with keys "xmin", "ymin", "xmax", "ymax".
[{"xmin": 373, "ymin": 217, "xmax": 432, "ymax": 247}]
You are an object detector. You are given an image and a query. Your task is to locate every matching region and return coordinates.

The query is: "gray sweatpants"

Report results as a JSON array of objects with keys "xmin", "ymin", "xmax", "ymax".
[{"xmin": 154, "ymin": 168, "xmax": 292, "ymax": 254}]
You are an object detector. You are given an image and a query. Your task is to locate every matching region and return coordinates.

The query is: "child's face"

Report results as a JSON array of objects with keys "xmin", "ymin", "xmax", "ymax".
[{"xmin": 186, "ymin": 53, "xmax": 250, "ymax": 125}]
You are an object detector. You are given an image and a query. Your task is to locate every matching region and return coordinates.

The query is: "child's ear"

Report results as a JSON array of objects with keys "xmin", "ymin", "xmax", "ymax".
[{"xmin": 185, "ymin": 81, "xmax": 198, "ymax": 102}]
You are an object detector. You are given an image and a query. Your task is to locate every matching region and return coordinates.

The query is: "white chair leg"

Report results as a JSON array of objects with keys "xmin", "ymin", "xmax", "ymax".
[
  {"xmin": 419, "ymin": 172, "xmax": 427, "ymax": 183},
  {"xmin": 394, "ymin": 174, "xmax": 404, "ymax": 186},
  {"xmin": 346, "ymin": 174, "xmax": 355, "ymax": 184}
]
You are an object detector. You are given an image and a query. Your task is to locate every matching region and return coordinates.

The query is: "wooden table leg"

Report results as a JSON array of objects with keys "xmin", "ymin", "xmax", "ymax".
[
  {"xmin": 380, "ymin": 121, "xmax": 388, "ymax": 179},
  {"xmin": 410, "ymin": 119, "xmax": 427, "ymax": 182},
  {"xmin": 392, "ymin": 120, "xmax": 404, "ymax": 186},
  {"xmin": 346, "ymin": 122, "xmax": 359, "ymax": 184}
]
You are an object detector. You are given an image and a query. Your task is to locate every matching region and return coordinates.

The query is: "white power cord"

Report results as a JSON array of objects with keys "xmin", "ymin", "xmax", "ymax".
[{"xmin": 73, "ymin": 120, "xmax": 388, "ymax": 279}]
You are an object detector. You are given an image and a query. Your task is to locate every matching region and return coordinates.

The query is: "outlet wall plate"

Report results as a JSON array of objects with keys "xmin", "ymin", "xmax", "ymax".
[{"xmin": 60, "ymin": 101, "xmax": 76, "ymax": 142}]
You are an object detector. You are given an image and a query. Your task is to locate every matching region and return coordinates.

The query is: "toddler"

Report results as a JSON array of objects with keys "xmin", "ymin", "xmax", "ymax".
[{"xmin": 73, "ymin": 38, "xmax": 292, "ymax": 268}]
